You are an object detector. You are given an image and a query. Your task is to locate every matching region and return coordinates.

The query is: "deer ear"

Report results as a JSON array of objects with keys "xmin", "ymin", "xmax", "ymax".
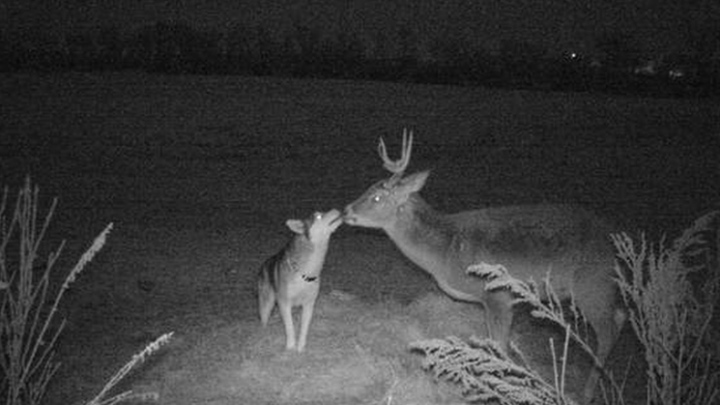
[
  {"xmin": 398, "ymin": 171, "xmax": 429, "ymax": 194},
  {"xmin": 286, "ymin": 219, "xmax": 306, "ymax": 234}
]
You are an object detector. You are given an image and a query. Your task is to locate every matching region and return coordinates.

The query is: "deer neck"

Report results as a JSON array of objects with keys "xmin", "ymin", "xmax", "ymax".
[
  {"xmin": 382, "ymin": 195, "xmax": 489, "ymax": 303},
  {"xmin": 385, "ymin": 195, "xmax": 455, "ymax": 274}
]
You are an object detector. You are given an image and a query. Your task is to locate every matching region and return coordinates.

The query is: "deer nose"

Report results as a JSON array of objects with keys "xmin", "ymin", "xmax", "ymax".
[{"xmin": 342, "ymin": 206, "xmax": 355, "ymax": 223}]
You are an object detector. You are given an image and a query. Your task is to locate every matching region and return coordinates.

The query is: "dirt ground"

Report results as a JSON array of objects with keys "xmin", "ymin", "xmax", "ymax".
[{"xmin": 1, "ymin": 72, "xmax": 718, "ymax": 404}]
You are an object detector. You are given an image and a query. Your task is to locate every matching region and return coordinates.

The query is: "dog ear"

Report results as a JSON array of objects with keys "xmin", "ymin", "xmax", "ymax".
[{"xmin": 286, "ymin": 219, "xmax": 306, "ymax": 234}]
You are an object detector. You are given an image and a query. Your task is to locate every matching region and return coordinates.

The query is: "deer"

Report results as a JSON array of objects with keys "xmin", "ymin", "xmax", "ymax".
[
  {"xmin": 258, "ymin": 209, "xmax": 343, "ymax": 352},
  {"xmin": 343, "ymin": 130, "xmax": 626, "ymax": 403}
]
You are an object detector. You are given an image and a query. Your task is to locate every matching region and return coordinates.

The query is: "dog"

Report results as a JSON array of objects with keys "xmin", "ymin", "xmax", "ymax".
[{"xmin": 257, "ymin": 209, "xmax": 342, "ymax": 352}]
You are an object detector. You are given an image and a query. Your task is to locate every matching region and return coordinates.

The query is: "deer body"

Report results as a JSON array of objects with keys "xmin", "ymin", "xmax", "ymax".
[
  {"xmin": 343, "ymin": 131, "xmax": 625, "ymax": 402},
  {"xmin": 403, "ymin": 198, "xmax": 617, "ymax": 296}
]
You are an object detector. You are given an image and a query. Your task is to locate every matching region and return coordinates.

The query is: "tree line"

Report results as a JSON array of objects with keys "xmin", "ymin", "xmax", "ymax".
[{"xmin": 1, "ymin": 21, "xmax": 718, "ymax": 97}]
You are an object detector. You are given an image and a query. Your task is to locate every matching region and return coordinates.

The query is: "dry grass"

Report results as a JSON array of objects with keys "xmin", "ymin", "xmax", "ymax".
[
  {"xmin": 613, "ymin": 212, "xmax": 720, "ymax": 405},
  {"xmin": 0, "ymin": 179, "xmax": 109, "ymax": 405},
  {"xmin": 0, "ymin": 179, "xmax": 171, "ymax": 405}
]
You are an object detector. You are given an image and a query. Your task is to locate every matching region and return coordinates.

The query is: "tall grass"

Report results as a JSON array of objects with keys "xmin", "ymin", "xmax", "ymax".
[
  {"xmin": 84, "ymin": 332, "xmax": 173, "ymax": 405},
  {"xmin": 0, "ymin": 179, "xmax": 171, "ymax": 405},
  {"xmin": 612, "ymin": 212, "xmax": 719, "ymax": 405}
]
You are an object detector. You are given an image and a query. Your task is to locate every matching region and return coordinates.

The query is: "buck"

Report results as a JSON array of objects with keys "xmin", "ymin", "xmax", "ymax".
[
  {"xmin": 257, "ymin": 209, "xmax": 343, "ymax": 352},
  {"xmin": 343, "ymin": 130, "xmax": 626, "ymax": 402}
]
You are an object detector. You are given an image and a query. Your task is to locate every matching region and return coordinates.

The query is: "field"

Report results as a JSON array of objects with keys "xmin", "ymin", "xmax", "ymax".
[{"xmin": 1, "ymin": 73, "xmax": 719, "ymax": 404}]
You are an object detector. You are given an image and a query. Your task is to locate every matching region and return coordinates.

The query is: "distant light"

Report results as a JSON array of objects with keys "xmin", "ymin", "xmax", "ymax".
[
  {"xmin": 669, "ymin": 69, "xmax": 685, "ymax": 79},
  {"xmin": 570, "ymin": 52, "xmax": 578, "ymax": 59}
]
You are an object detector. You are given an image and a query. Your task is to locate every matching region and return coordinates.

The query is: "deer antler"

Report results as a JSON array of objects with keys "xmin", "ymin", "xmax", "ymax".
[{"xmin": 378, "ymin": 129, "xmax": 413, "ymax": 183}]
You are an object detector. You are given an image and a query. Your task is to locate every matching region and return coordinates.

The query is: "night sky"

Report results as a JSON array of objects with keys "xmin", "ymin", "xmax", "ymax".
[{"xmin": 1, "ymin": 0, "xmax": 717, "ymax": 56}]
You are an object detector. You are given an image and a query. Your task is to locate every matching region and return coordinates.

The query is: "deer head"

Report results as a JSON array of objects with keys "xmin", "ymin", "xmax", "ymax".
[{"xmin": 344, "ymin": 129, "xmax": 429, "ymax": 229}]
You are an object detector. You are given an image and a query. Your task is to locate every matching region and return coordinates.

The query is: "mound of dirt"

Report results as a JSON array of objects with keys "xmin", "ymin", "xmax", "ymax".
[{"xmin": 136, "ymin": 290, "xmax": 493, "ymax": 405}]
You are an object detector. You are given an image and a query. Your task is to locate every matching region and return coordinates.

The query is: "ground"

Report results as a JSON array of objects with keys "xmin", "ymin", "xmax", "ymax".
[{"xmin": 1, "ymin": 72, "xmax": 718, "ymax": 404}]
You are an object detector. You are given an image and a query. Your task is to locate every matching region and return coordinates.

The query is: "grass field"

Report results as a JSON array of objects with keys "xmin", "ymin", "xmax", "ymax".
[{"xmin": 1, "ymin": 72, "xmax": 718, "ymax": 404}]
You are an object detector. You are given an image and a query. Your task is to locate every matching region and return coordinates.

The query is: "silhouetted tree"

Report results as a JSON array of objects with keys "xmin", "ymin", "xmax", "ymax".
[
  {"xmin": 497, "ymin": 38, "xmax": 546, "ymax": 87},
  {"xmin": 684, "ymin": 25, "xmax": 720, "ymax": 93},
  {"xmin": 290, "ymin": 22, "xmax": 323, "ymax": 76},
  {"xmin": 125, "ymin": 22, "xmax": 219, "ymax": 73},
  {"xmin": 9, "ymin": 29, "xmax": 65, "ymax": 70},
  {"xmin": 0, "ymin": 19, "xmax": 711, "ymax": 97},
  {"xmin": 0, "ymin": 31, "xmax": 9, "ymax": 71},
  {"xmin": 225, "ymin": 23, "xmax": 255, "ymax": 73},
  {"xmin": 544, "ymin": 51, "xmax": 593, "ymax": 91},
  {"xmin": 95, "ymin": 26, "xmax": 123, "ymax": 68},
  {"xmin": 397, "ymin": 24, "xmax": 418, "ymax": 61},
  {"xmin": 251, "ymin": 26, "xmax": 285, "ymax": 75},
  {"xmin": 595, "ymin": 32, "xmax": 641, "ymax": 72},
  {"xmin": 66, "ymin": 27, "xmax": 122, "ymax": 70},
  {"xmin": 396, "ymin": 24, "xmax": 420, "ymax": 80},
  {"xmin": 333, "ymin": 30, "xmax": 365, "ymax": 76},
  {"xmin": 369, "ymin": 31, "xmax": 390, "ymax": 60},
  {"xmin": 427, "ymin": 33, "xmax": 488, "ymax": 84}
]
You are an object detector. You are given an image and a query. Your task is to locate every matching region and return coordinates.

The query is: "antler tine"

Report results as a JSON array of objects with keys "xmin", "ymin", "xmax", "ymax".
[
  {"xmin": 401, "ymin": 129, "xmax": 413, "ymax": 171},
  {"xmin": 378, "ymin": 128, "xmax": 414, "ymax": 175}
]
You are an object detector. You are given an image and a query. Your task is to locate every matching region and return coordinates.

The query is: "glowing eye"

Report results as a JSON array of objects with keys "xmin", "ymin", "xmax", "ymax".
[
  {"xmin": 314, "ymin": 212, "xmax": 322, "ymax": 220},
  {"xmin": 372, "ymin": 195, "xmax": 382, "ymax": 203}
]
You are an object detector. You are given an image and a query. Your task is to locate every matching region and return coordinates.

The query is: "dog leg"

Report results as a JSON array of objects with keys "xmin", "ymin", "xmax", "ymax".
[{"xmin": 278, "ymin": 300, "xmax": 296, "ymax": 350}]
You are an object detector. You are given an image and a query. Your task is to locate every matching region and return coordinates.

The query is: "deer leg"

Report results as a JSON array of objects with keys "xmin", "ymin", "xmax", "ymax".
[
  {"xmin": 583, "ymin": 307, "xmax": 626, "ymax": 403},
  {"xmin": 485, "ymin": 289, "xmax": 514, "ymax": 351}
]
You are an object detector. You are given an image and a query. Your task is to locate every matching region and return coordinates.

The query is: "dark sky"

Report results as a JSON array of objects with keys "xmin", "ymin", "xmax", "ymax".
[{"xmin": 1, "ymin": 0, "xmax": 717, "ymax": 56}]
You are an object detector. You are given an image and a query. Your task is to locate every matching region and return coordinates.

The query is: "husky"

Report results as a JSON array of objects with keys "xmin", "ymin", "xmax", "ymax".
[{"xmin": 257, "ymin": 209, "xmax": 343, "ymax": 352}]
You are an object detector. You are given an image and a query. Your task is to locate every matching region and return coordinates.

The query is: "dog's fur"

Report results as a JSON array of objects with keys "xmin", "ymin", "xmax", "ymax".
[{"xmin": 257, "ymin": 209, "xmax": 342, "ymax": 352}]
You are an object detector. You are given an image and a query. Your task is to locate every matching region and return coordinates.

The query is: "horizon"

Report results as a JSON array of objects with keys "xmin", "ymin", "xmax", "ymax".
[{"xmin": 2, "ymin": 0, "xmax": 718, "ymax": 57}]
